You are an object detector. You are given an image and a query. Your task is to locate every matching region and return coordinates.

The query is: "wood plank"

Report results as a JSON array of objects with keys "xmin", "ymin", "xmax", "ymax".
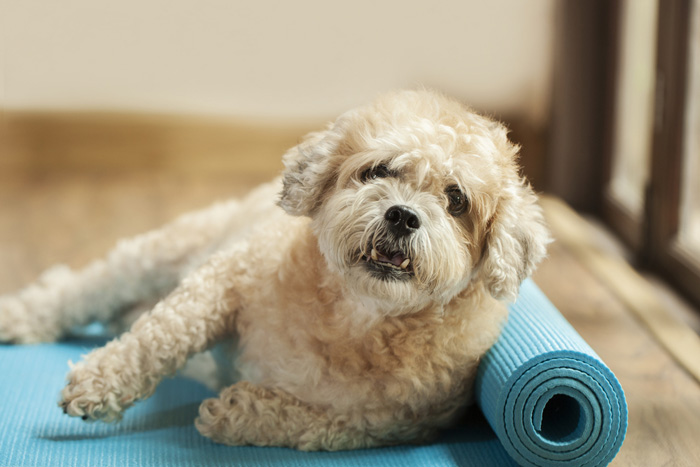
[{"xmin": 541, "ymin": 195, "xmax": 700, "ymax": 384}]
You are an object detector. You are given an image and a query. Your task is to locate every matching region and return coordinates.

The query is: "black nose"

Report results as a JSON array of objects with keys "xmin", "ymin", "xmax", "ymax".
[{"xmin": 384, "ymin": 205, "xmax": 421, "ymax": 237}]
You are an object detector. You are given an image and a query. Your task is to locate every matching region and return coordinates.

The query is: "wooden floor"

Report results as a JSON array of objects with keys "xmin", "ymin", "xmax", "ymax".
[{"xmin": 1, "ymin": 169, "xmax": 700, "ymax": 465}]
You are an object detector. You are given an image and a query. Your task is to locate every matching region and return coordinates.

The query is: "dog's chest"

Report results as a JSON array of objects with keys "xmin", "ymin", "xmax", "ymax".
[{"xmin": 233, "ymin": 290, "xmax": 477, "ymax": 409}]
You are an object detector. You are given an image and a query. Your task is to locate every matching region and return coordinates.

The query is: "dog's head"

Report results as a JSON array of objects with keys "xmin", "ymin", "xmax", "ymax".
[{"xmin": 279, "ymin": 90, "xmax": 549, "ymax": 312}]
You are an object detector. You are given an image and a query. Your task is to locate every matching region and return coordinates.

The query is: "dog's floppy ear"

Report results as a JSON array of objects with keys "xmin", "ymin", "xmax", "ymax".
[
  {"xmin": 474, "ymin": 120, "xmax": 550, "ymax": 302},
  {"xmin": 479, "ymin": 176, "xmax": 550, "ymax": 302},
  {"xmin": 278, "ymin": 124, "xmax": 344, "ymax": 217}
]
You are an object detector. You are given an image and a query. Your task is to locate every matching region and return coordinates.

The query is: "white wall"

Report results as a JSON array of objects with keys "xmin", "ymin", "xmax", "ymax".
[{"xmin": 0, "ymin": 0, "xmax": 555, "ymax": 123}]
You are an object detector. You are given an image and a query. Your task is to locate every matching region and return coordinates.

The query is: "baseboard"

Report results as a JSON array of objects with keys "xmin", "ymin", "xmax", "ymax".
[{"xmin": 0, "ymin": 110, "xmax": 322, "ymax": 176}]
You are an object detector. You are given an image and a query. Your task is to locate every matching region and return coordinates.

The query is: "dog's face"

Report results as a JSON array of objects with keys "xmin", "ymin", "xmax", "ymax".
[{"xmin": 279, "ymin": 90, "xmax": 549, "ymax": 313}]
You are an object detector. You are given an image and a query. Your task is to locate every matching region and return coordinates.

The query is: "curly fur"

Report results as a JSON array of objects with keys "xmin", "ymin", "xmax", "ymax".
[{"xmin": 0, "ymin": 89, "xmax": 550, "ymax": 450}]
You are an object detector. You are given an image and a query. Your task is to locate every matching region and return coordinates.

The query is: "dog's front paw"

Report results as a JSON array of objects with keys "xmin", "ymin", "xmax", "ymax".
[
  {"xmin": 195, "ymin": 383, "xmax": 264, "ymax": 446},
  {"xmin": 195, "ymin": 394, "xmax": 239, "ymax": 444},
  {"xmin": 195, "ymin": 383, "xmax": 295, "ymax": 447},
  {"xmin": 59, "ymin": 361, "xmax": 135, "ymax": 422}
]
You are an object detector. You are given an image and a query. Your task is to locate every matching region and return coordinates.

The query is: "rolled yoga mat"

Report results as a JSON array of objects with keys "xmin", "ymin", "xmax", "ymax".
[{"xmin": 476, "ymin": 278, "xmax": 628, "ymax": 466}]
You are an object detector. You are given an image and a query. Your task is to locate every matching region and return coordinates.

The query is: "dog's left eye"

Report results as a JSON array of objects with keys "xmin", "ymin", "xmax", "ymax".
[
  {"xmin": 361, "ymin": 164, "xmax": 392, "ymax": 182},
  {"xmin": 446, "ymin": 185, "xmax": 469, "ymax": 216}
]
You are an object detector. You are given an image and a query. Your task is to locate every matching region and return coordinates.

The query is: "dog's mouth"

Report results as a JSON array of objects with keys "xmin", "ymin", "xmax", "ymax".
[{"xmin": 361, "ymin": 245, "xmax": 414, "ymax": 280}]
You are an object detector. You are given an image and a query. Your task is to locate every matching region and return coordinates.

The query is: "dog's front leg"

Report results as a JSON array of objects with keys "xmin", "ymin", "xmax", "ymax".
[
  {"xmin": 59, "ymin": 250, "xmax": 241, "ymax": 422},
  {"xmin": 195, "ymin": 381, "xmax": 403, "ymax": 451}
]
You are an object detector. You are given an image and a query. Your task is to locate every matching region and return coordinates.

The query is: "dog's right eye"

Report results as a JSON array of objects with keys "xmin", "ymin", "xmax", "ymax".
[
  {"xmin": 446, "ymin": 185, "xmax": 469, "ymax": 216},
  {"xmin": 361, "ymin": 164, "xmax": 392, "ymax": 182}
]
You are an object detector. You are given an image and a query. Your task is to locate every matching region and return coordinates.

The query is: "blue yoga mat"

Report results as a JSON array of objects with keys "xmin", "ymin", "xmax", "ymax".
[
  {"xmin": 476, "ymin": 279, "xmax": 628, "ymax": 466},
  {"xmin": 0, "ymin": 279, "xmax": 626, "ymax": 466}
]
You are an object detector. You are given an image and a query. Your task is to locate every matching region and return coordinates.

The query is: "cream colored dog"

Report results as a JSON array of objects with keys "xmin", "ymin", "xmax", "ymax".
[{"xmin": 0, "ymin": 90, "xmax": 549, "ymax": 450}]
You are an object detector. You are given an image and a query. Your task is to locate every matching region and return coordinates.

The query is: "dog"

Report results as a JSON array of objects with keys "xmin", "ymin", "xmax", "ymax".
[{"xmin": 0, "ymin": 89, "xmax": 549, "ymax": 450}]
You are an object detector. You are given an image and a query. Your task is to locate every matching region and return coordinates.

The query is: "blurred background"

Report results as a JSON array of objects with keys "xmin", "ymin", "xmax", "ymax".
[{"xmin": 0, "ymin": 0, "xmax": 698, "ymax": 317}]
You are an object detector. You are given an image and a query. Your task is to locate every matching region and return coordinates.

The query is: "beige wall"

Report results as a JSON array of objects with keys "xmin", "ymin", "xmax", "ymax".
[{"xmin": 0, "ymin": 0, "xmax": 555, "ymax": 123}]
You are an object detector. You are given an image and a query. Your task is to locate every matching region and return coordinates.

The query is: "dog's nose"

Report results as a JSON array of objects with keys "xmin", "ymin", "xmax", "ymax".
[{"xmin": 385, "ymin": 205, "xmax": 421, "ymax": 236}]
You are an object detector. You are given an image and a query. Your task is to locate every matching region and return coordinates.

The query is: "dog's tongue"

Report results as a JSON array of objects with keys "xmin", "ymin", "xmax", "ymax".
[
  {"xmin": 376, "ymin": 251, "xmax": 406, "ymax": 266},
  {"xmin": 389, "ymin": 252, "xmax": 407, "ymax": 266}
]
